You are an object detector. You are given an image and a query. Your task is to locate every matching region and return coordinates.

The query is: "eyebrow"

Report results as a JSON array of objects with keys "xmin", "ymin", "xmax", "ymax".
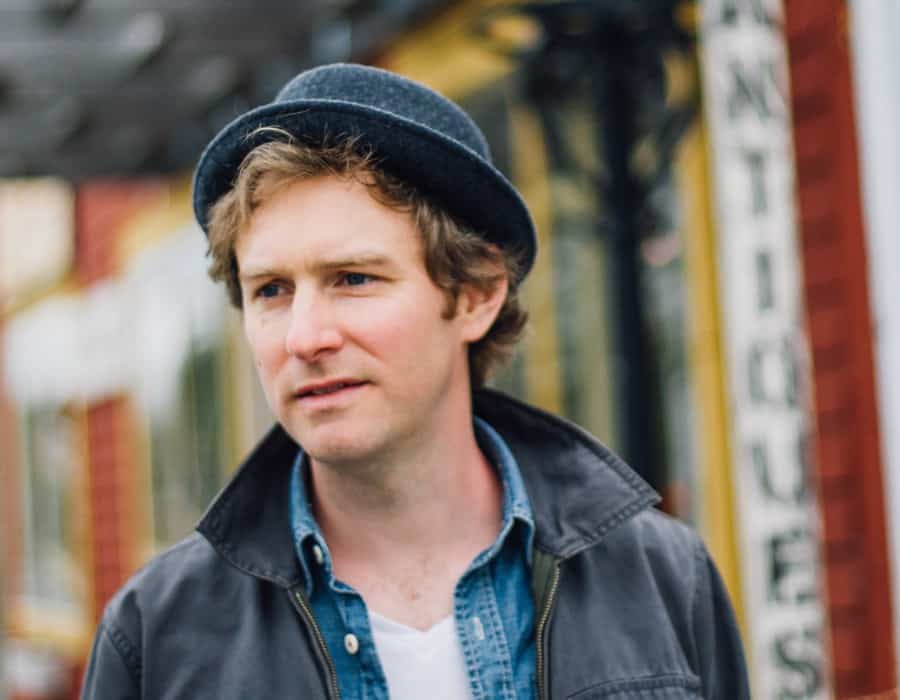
[{"xmin": 238, "ymin": 254, "xmax": 395, "ymax": 282}]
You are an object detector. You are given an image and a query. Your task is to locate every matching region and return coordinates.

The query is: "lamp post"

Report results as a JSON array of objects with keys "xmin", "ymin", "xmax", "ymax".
[{"xmin": 478, "ymin": 0, "xmax": 698, "ymax": 485}]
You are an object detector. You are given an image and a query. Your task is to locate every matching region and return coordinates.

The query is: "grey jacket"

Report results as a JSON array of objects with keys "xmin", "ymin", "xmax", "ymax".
[{"xmin": 81, "ymin": 389, "xmax": 750, "ymax": 699}]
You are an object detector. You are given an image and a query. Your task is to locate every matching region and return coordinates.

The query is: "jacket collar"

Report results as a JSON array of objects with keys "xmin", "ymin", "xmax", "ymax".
[
  {"xmin": 196, "ymin": 388, "xmax": 659, "ymax": 588},
  {"xmin": 472, "ymin": 389, "xmax": 659, "ymax": 557}
]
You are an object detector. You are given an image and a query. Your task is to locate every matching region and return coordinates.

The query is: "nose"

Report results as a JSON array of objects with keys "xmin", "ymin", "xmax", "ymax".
[{"xmin": 284, "ymin": 288, "xmax": 343, "ymax": 362}]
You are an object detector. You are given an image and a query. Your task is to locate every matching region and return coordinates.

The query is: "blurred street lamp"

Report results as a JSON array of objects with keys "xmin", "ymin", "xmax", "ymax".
[{"xmin": 477, "ymin": 0, "xmax": 699, "ymax": 484}]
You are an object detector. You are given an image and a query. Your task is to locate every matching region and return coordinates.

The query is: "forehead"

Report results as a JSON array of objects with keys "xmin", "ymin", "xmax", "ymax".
[{"xmin": 235, "ymin": 175, "xmax": 425, "ymax": 272}]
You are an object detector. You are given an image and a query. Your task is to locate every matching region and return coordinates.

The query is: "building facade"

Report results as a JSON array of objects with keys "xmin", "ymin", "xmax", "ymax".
[{"xmin": 1, "ymin": 1, "xmax": 897, "ymax": 697}]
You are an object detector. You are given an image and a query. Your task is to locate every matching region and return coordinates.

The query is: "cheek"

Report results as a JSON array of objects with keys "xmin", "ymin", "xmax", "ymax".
[
  {"xmin": 348, "ymin": 296, "xmax": 455, "ymax": 367},
  {"xmin": 245, "ymin": 316, "xmax": 286, "ymax": 377},
  {"xmin": 352, "ymin": 300, "xmax": 418, "ymax": 342}
]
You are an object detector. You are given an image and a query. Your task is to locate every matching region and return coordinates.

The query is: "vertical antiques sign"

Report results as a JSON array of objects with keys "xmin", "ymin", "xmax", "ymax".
[{"xmin": 699, "ymin": 1, "xmax": 830, "ymax": 698}]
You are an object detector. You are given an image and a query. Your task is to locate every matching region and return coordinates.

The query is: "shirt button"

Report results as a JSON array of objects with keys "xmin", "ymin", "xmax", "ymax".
[
  {"xmin": 344, "ymin": 633, "xmax": 360, "ymax": 655},
  {"xmin": 472, "ymin": 616, "xmax": 485, "ymax": 641},
  {"xmin": 312, "ymin": 544, "xmax": 324, "ymax": 565}
]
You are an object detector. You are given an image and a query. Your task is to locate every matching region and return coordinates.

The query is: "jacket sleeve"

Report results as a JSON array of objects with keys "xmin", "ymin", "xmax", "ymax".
[
  {"xmin": 80, "ymin": 621, "xmax": 141, "ymax": 700},
  {"xmin": 691, "ymin": 539, "xmax": 751, "ymax": 699}
]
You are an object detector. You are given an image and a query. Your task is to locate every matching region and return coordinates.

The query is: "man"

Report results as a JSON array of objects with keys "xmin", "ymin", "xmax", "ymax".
[{"xmin": 82, "ymin": 63, "xmax": 749, "ymax": 699}]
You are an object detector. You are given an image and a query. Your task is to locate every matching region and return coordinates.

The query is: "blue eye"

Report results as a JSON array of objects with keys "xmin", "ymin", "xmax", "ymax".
[
  {"xmin": 257, "ymin": 282, "xmax": 281, "ymax": 298},
  {"xmin": 344, "ymin": 272, "xmax": 371, "ymax": 286}
]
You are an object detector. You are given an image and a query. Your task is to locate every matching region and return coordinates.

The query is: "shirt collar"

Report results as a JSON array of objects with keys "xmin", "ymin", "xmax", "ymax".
[{"xmin": 289, "ymin": 416, "xmax": 536, "ymax": 595}]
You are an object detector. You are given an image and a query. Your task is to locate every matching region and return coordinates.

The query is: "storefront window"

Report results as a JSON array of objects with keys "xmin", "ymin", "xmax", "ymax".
[
  {"xmin": 148, "ymin": 344, "xmax": 226, "ymax": 547},
  {"xmin": 19, "ymin": 403, "xmax": 87, "ymax": 614},
  {"xmin": 125, "ymin": 225, "xmax": 231, "ymax": 551}
]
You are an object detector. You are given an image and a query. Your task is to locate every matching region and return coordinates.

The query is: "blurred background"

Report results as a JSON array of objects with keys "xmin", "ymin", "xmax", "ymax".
[{"xmin": 0, "ymin": 0, "xmax": 897, "ymax": 697}]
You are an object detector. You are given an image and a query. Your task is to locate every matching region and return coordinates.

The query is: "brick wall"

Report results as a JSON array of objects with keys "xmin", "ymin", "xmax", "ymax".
[{"xmin": 784, "ymin": 1, "xmax": 896, "ymax": 694}]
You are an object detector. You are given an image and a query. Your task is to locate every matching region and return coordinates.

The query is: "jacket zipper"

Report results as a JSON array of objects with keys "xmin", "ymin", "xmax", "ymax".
[
  {"xmin": 290, "ymin": 589, "xmax": 341, "ymax": 700},
  {"xmin": 535, "ymin": 564, "xmax": 561, "ymax": 700}
]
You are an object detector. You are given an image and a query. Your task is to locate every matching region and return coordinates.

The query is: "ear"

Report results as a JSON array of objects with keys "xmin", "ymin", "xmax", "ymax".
[{"xmin": 457, "ymin": 273, "xmax": 509, "ymax": 344}]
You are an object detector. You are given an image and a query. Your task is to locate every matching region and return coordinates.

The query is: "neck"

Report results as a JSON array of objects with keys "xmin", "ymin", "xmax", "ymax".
[
  {"xmin": 306, "ymin": 389, "xmax": 506, "ymax": 629},
  {"xmin": 309, "ymin": 414, "xmax": 502, "ymax": 560}
]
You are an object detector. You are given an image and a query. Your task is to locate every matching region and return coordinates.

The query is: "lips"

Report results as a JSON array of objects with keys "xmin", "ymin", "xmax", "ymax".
[{"xmin": 295, "ymin": 379, "xmax": 367, "ymax": 399}]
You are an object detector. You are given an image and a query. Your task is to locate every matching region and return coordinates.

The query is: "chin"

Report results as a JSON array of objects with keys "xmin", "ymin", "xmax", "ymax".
[{"xmin": 290, "ymin": 425, "xmax": 383, "ymax": 467}]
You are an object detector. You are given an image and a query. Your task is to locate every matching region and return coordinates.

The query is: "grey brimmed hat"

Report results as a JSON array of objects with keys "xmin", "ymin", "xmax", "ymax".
[{"xmin": 192, "ymin": 63, "xmax": 536, "ymax": 280}]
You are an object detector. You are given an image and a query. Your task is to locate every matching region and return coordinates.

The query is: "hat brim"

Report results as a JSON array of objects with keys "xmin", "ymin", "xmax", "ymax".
[{"xmin": 192, "ymin": 99, "xmax": 536, "ymax": 280}]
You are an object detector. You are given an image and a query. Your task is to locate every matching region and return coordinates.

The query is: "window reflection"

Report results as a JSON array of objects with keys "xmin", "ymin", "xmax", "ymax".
[
  {"xmin": 20, "ymin": 404, "xmax": 87, "ymax": 613},
  {"xmin": 148, "ymin": 344, "xmax": 226, "ymax": 547}
]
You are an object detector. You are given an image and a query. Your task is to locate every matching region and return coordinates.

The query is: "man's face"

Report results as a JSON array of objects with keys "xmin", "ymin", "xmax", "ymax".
[{"xmin": 236, "ymin": 175, "xmax": 492, "ymax": 467}]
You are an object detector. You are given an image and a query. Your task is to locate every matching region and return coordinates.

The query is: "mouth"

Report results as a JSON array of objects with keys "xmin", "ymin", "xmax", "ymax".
[{"xmin": 295, "ymin": 379, "xmax": 369, "ymax": 401}]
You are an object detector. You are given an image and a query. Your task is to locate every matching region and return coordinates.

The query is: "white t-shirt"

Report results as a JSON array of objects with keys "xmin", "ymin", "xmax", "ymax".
[{"xmin": 370, "ymin": 611, "xmax": 474, "ymax": 700}]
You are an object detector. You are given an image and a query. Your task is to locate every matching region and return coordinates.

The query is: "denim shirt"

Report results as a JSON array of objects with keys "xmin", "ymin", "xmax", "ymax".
[{"xmin": 289, "ymin": 417, "xmax": 536, "ymax": 700}]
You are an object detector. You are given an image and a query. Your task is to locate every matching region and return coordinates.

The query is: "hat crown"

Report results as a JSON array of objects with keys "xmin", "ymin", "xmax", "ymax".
[
  {"xmin": 193, "ymin": 62, "xmax": 536, "ymax": 280},
  {"xmin": 274, "ymin": 63, "xmax": 491, "ymax": 160}
]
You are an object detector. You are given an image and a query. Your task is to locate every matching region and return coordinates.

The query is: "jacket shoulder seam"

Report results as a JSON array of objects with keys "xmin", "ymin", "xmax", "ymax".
[{"xmin": 101, "ymin": 619, "xmax": 142, "ymax": 683}]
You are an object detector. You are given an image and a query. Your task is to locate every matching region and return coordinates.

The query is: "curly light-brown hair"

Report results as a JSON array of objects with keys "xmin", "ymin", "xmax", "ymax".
[{"xmin": 205, "ymin": 129, "xmax": 527, "ymax": 387}]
